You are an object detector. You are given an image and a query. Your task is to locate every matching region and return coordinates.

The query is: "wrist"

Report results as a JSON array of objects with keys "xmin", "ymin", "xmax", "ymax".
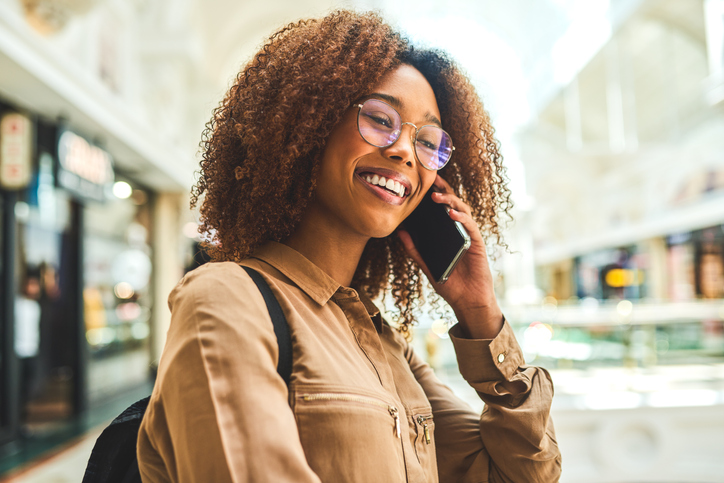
[{"xmin": 453, "ymin": 303, "xmax": 504, "ymax": 340}]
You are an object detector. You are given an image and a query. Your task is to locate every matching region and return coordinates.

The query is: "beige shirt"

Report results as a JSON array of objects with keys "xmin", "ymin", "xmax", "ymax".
[{"xmin": 137, "ymin": 242, "xmax": 561, "ymax": 482}]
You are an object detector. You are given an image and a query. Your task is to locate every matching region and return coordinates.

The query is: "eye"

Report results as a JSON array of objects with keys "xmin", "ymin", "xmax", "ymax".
[
  {"xmin": 416, "ymin": 136, "xmax": 439, "ymax": 151},
  {"xmin": 362, "ymin": 111, "xmax": 394, "ymax": 129}
]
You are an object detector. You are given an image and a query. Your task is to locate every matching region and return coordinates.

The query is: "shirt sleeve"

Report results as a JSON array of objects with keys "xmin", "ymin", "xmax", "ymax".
[
  {"xmin": 137, "ymin": 262, "xmax": 321, "ymax": 483},
  {"xmin": 405, "ymin": 318, "xmax": 561, "ymax": 483}
]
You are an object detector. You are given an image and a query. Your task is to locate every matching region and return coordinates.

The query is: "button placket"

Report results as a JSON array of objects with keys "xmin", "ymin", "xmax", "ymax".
[{"xmin": 334, "ymin": 292, "xmax": 397, "ymax": 391}]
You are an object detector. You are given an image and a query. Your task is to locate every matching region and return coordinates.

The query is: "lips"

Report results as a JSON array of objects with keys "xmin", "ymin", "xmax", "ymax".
[
  {"xmin": 353, "ymin": 167, "xmax": 414, "ymax": 206},
  {"xmin": 354, "ymin": 167, "xmax": 412, "ymax": 195}
]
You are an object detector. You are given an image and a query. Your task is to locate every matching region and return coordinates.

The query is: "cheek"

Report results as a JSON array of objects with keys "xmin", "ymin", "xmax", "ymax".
[{"xmin": 419, "ymin": 169, "xmax": 436, "ymax": 193}]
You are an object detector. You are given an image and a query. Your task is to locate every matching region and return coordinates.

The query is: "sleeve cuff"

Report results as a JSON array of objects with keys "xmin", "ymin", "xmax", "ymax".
[{"xmin": 449, "ymin": 317, "xmax": 525, "ymax": 383}]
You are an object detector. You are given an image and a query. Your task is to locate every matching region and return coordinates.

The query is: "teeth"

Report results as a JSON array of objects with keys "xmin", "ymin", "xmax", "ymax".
[{"xmin": 361, "ymin": 173, "xmax": 405, "ymax": 198}]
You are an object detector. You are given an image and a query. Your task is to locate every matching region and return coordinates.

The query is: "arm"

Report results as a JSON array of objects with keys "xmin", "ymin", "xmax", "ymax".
[
  {"xmin": 398, "ymin": 174, "xmax": 560, "ymax": 480},
  {"xmin": 405, "ymin": 320, "xmax": 561, "ymax": 482},
  {"xmin": 138, "ymin": 262, "xmax": 320, "ymax": 483}
]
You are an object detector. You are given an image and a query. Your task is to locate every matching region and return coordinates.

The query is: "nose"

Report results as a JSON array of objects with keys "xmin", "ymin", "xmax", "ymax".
[{"xmin": 382, "ymin": 123, "xmax": 416, "ymax": 168}]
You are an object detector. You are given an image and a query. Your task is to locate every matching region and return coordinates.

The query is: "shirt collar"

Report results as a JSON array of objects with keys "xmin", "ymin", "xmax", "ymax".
[
  {"xmin": 251, "ymin": 242, "xmax": 382, "ymax": 326},
  {"xmin": 359, "ymin": 292, "xmax": 383, "ymax": 332},
  {"xmin": 251, "ymin": 241, "xmax": 340, "ymax": 306}
]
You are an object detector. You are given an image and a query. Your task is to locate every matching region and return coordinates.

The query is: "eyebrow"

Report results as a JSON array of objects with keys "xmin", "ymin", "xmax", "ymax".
[{"xmin": 366, "ymin": 92, "xmax": 443, "ymax": 128}]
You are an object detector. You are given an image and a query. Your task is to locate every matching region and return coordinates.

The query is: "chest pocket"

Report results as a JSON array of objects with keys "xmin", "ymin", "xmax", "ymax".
[
  {"xmin": 411, "ymin": 409, "xmax": 437, "ymax": 477},
  {"xmin": 290, "ymin": 384, "xmax": 406, "ymax": 482}
]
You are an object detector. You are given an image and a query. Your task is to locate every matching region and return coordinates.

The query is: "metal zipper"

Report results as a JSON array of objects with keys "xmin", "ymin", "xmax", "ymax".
[
  {"xmin": 300, "ymin": 393, "xmax": 401, "ymax": 438},
  {"xmin": 416, "ymin": 415, "xmax": 433, "ymax": 444}
]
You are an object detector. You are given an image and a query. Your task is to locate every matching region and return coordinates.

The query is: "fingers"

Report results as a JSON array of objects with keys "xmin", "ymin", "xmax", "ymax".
[
  {"xmin": 432, "ymin": 175, "xmax": 472, "ymax": 215},
  {"xmin": 447, "ymin": 208, "xmax": 483, "ymax": 243},
  {"xmin": 432, "ymin": 192, "xmax": 471, "ymax": 216},
  {"xmin": 433, "ymin": 174, "xmax": 454, "ymax": 194}
]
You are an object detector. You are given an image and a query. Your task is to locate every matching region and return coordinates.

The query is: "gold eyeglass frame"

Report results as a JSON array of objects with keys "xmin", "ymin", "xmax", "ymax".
[{"xmin": 353, "ymin": 99, "xmax": 454, "ymax": 171}]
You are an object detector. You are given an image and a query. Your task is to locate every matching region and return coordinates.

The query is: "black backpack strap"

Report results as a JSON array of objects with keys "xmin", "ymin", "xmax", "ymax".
[{"xmin": 242, "ymin": 265, "xmax": 293, "ymax": 385}]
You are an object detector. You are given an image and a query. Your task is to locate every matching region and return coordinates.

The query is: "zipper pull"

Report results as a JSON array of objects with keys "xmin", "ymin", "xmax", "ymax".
[
  {"xmin": 389, "ymin": 407, "xmax": 401, "ymax": 438},
  {"xmin": 417, "ymin": 416, "xmax": 432, "ymax": 444}
]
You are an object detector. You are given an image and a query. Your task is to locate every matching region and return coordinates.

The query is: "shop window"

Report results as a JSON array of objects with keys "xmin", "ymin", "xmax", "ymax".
[
  {"xmin": 83, "ymin": 179, "xmax": 152, "ymax": 403},
  {"xmin": 14, "ymin": 151, "xmax": 75, "ymax": 429}
]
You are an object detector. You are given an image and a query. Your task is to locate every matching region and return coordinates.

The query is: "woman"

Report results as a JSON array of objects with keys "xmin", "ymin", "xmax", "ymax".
[{"xmin": 138, "ymin": 10, "xmax": 561, "ymax": 483}]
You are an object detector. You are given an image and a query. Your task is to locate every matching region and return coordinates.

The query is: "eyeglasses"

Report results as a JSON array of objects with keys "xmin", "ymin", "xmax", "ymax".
[{"xmin": 354, "ymin": 99, "xmax": 454, "ymax": 171}]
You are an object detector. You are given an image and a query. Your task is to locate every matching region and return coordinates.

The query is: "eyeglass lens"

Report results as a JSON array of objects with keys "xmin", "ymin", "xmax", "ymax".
[{"xmin": 357, "ymin": 99, "xmax": 453, "ymax": 170}]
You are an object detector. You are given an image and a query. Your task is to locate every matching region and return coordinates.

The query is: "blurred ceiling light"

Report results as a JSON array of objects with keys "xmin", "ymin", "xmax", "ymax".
[
  {"xmin": 183, "ymin": 221, "xmax": 200, "ymax": 239},
  {"xmin": 114, "ymin": 282, "xmax": 134, "ymax": 299},
  {"xmin": 116, "ymin": 302, "xmax": 142, "ymax": 321},
  {"xmin": 617, "ymin": 300, "xmax": 633, "ymax": 317},
  {"xmin": 131, "ymin": 322, "xmax": 150, "ymax": 340},
  {"xmin": 113, "ymin": 181, "xmax": 133, "ymax": 199},
  {"xmin": 542, "ymin": 296, "xmax": 558, "ymax": 307},
  {"xmin": 581, "ymin": 296, "xmax": 599, "ymax": 313},
  {"xmin": 86, "ymin": 327, "xmax": 115, "ymax": 347},
  {"xmin": 14, "ymin": 201, "xmax": 30, "ymax": 221}
]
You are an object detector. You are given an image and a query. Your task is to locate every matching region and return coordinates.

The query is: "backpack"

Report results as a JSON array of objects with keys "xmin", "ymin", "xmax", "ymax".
[{"xmin": 82, "ymin": 266, "xmax": 292, "ymax": 483}]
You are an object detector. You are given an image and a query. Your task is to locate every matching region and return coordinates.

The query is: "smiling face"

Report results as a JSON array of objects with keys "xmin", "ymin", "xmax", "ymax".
[{"xmin": 307, "ymin": 65, "xmax": 440, "ymax": 240}]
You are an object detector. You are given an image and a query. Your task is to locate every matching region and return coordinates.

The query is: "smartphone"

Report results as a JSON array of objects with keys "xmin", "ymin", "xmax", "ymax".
[{"xmin": 401, "ymin": 188, "xmax": 471, "ymax": 284}]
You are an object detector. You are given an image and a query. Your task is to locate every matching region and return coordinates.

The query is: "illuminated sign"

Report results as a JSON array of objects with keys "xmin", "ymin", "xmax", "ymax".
[
  {"xmin": 0, "ymin": 112, "xmax": 32, "ymax": 189},
  {"xmin": 57, "ymin": 130, "xmax": 113, "ymax": 202}
]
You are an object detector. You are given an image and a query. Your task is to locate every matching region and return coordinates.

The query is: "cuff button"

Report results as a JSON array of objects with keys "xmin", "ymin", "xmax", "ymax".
[{"xmin": 497, "ymin": 352, "xmax": 506, "ymax": 363}]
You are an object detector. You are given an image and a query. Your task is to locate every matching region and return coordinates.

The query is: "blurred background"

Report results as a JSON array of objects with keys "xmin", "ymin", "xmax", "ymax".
[{"xmin": 0, "ymin": 0, "xmax": 723, "ymax": 481}]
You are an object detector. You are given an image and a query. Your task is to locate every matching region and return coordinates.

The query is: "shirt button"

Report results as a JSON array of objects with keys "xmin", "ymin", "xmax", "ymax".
[{"xmin": 497, "ymin": 353, "xmax": 506, "ymax": 363}]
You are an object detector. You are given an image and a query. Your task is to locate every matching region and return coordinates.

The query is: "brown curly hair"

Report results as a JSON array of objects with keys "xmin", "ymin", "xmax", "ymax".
[{"xmin": 191, "ymin": 10, "xmax": 512, "ymax": 335}]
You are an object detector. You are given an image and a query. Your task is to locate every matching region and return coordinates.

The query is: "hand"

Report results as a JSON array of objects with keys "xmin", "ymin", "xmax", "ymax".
[{"xmin": 397, "ymin": 174, "xmax": 503, "ymax": 339}]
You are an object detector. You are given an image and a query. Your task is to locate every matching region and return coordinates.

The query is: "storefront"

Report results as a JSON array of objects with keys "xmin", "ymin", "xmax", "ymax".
[
  {"xmin": 666, "ymin": 226, "xmax": 724, "ymax": 299},
  {"xmin": 573, "ymin": 245, "xmax": 649, "ymax": 301},
  {"xmin": 0, "ymin": 100, "xmax": 153, "ymax": 446}
]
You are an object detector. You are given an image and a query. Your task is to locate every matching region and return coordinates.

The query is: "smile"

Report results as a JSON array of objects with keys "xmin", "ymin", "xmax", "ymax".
[
  {"xmin": 353, "ymin": 167, "xmax": 412, "ymax": 206},
  {"xmin": 361, "ymin": 173, "xmax": 406, "ymax": 198}
]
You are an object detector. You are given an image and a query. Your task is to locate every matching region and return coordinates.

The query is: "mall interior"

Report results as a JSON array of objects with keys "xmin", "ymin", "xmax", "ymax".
[{"xmin": 0, "ymin": 0, "xmax": 723, "ymax": 481}]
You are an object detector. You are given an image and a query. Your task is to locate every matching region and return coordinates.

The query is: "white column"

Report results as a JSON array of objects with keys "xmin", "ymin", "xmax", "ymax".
[
  {"xmin": 151, "ymin": 192, "xmax": 184, "ymax": 364},
  {"xmin": 704, "ymin": 0, "xmax": 724, "ymax": 105},
  {"xmin": 564, "ymin": 77, "xmax": 583, "ymax": 152},
  {"xmin": 644, "ymin": 237, "xmax": 669, "ymax": 302}
]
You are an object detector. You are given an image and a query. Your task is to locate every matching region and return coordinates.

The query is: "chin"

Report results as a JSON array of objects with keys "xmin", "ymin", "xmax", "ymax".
[
  {"xmin": 355, "ymin": 212, "xmax": 406, "ymax": 239},
  {"xmin": 367, "ymin": 225, "xmax": 399, "ymax": 239}
]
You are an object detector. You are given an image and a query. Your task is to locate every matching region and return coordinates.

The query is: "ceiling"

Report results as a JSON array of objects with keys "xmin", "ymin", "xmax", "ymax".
[{"xmin": 177, "ymin": 0, "xmax": 644, "ymax": 126}]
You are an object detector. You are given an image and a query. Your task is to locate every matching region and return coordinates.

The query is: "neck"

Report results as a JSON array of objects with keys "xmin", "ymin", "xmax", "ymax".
[{"xmin": 283, "ymin": 210, "xmax": 369, "ymax": 288}]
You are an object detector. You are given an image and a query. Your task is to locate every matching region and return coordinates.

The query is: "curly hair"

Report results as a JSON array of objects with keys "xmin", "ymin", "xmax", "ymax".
[{"xmin": 191, "ymin": 10, "xmax": 512, "ymax": 335}]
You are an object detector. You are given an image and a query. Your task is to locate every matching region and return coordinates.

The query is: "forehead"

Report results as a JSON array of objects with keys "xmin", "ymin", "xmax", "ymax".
[{"xmin": 368, "ymin": 65, "xmax": 440, "ymax": 120}]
